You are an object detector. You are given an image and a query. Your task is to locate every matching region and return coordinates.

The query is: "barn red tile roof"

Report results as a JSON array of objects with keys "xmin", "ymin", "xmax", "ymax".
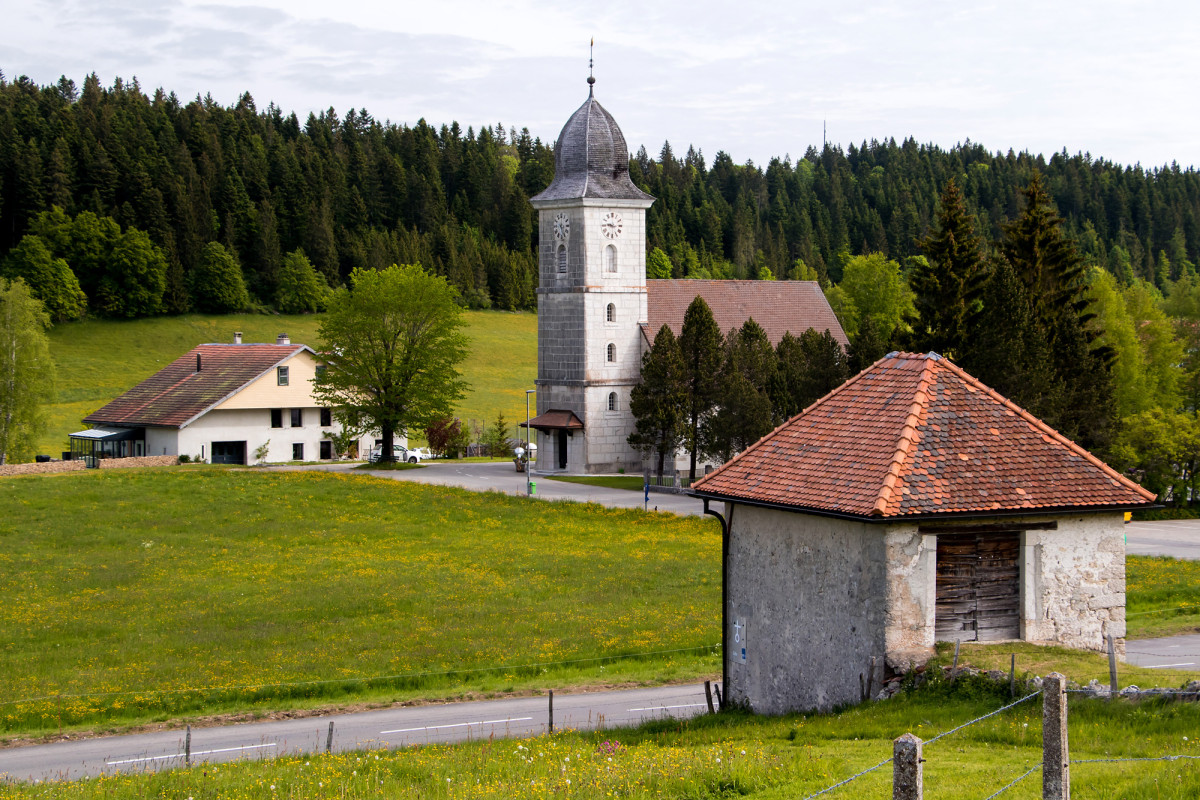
[
  {"xmin": 83, "ymin": 344, "xmax": 309, "ymax": 428},
  {"xmin": 643, "ymin": 280, "xmax": 848, "ymax": 347},
  {"xmin": 692, "ymin": 352, "xmax": 1155, "ymax": 518}
]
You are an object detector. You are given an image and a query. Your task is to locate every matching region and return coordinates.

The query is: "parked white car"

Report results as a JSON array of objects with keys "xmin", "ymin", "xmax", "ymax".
[{"xmin": 367, "ymin": 444, "xmax": 423, "ymax": 463}]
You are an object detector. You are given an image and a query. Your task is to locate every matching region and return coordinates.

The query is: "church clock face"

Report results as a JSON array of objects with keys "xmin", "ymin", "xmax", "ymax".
[
  {"xmin": 553, "ymin": 212, "xmax": 570, "ymax": 240},
  {"xmin": 601, "ymin": 211, "xmax": 623, "ymax": 239}
]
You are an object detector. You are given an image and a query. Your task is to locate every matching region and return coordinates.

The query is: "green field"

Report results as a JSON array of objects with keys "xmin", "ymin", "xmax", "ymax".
[
  {"xmin": 5, "ymin": 675, "xmax": 1199, "ymax": 798},
  {"xmin": 0, "ymin": 468, "xmax": 719, "ymax": 736},
  {"xmin": 40, "ymin": 311, "xmax": 537, "ymax": 456}
]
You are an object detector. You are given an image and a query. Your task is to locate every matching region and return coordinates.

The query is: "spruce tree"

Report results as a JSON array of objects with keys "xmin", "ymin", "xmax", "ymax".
[
  {"xmin": 774, "ymin": 328, "xmax": 848, "ymax": 419},
  {"xmin": 908, "ymin": 179, "xmax": 986, "ymax": 358},
  {"xmin": 703, "ymin": 319, "xmax": 777, "ymax": 462},
  {"xmin": 998, "ymin": 172, "xmax": 1118, "ymax": 452},
  {"xmin": 678, "ymin": 296, "xmax": 722, "ymax": 479},
  {"xmin": 628, "ymin": 324, "xmax": 687, "ymax": 477},
  {"xmin": 848, "ymin": 316, "xmax": 891, "ymax": 373}
]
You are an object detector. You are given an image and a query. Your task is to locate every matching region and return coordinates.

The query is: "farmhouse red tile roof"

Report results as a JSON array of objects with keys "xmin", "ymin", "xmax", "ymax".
[
  {"xmin": 692, "ymin": 352, "xmax": 1156, "ymax": 518},
  {"xmin": 83, "ymin": 344, "xmax": 308, "ymax": 428},
  {"xmin": 644, "ymin": 280, "xmax": 848, "ymax": 347}
]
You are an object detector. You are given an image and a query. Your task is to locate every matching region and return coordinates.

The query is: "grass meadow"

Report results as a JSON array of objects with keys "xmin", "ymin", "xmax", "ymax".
[
  {"xmin": 0, "ymin": 468, "xmax": 718, "ymax": 736},
  {"xmin": 40, "ymin": 311, "xmax": 536, "ymax": 456},
  {"xmin": 4, "ymin": 675, "xmax": 1198, "ymax": 799}
]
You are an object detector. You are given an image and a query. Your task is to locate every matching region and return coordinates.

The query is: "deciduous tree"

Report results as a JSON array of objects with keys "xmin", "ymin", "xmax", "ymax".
[
  {"xmin": 314, "ymin": 264, "xmax": 468, "ymax": 462},
  {"xmin": 0, "ymin": 279, "xmax": 57, "ymax": 464}
]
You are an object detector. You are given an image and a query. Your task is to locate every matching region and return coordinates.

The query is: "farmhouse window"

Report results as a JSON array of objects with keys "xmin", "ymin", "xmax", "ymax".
[
  {"xmin": 270, "ymin": 409, "xmax": 283, "ymax": 428},
  {"xmin": 290, "ymin": 408, "xmax": 303, "ymax": 427},
  {"xmin": 320, "ymin": 408, "xmax": 332, "ymax": 426},
  {"xmin": 292, "ymin": 442, "xmax": 304, "ymax": 461},
  {"xmin": 319, "ymin": 440, "xmax": 332, "ymax": 460},
  {"xmin": 277, "ymin": 366, "xmax": 289, "ymax": 386}
]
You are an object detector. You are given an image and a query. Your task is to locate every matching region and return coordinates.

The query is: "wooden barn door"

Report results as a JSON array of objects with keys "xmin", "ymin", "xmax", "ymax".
[{"xmin": 935, "ymin": 531, "xmax": 1020, "ymax": 642}]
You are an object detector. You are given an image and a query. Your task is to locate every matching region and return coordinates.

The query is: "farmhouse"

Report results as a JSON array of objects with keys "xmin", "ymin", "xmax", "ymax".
[
  {"xmin": 691, "ymin": 351, "xmax": 1156, "ymax": 715},
  {"xmin": 71, "ymin": 333, "xmax": 374, "ymax": 465},
  {"xmin": 524, "ymin": 78, "xmax": 847, "ymax": 475}
]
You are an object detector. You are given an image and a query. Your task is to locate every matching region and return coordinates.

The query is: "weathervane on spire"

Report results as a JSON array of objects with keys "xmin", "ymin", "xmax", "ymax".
[{"xmin": 588, "ymin": 38, "xmax": 595, "ymax": 95}]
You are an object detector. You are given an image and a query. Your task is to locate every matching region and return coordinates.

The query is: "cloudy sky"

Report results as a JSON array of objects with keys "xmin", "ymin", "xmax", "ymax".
[{"xmin": 4, "ymin": 0, "xmax": 1197, "ymax": 169}]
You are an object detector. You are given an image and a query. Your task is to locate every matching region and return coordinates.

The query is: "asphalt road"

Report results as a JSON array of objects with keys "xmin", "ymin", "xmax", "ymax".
[
  {"xmin": 279, "ymin": 460, "xmax": 709, "ymax": 517},
  {"xmin": 1124, "ymin": 519, "xmax": 1200, "ymax": 559},
  {"xmin": 0, "ymin": 684, "xmax": 714, "ymax": 783},
  {"xmin": 1124, "ymin": 633, "xmax": 1200, "ymax": 670}
]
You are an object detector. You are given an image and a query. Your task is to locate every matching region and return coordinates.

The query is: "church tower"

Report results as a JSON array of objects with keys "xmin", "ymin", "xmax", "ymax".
[{"xmin": 526, "ymin": 71, "xmax": 655, "ymax": 474}]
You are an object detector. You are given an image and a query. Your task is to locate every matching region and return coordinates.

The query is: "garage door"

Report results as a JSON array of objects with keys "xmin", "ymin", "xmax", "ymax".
[
  {"xmin": 211, "ymin": 441, "xmax": 247, "ymax": 465},
  {"xmin": 935, "ymin": 531, "xmax": 1020, "ymax": 642}
]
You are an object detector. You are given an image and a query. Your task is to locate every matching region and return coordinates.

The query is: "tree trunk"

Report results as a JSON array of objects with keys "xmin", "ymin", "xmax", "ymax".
[
  {"xmin": 688, "ymin": 410, "xmax": 698, "ymax": 481},
  {"xmin": 380, "ymin": 425, "xmax": 395, "ymax": 462}
]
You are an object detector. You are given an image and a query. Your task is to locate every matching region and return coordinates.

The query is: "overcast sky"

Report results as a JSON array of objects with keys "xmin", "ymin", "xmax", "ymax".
[{"xmin": 3, "ymin": 0, "xmax": 1197, "ymax": 169}]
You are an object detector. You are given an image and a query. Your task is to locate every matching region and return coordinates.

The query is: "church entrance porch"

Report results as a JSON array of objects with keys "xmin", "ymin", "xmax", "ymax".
[{"xmin": 521, "ymin": 409, "xmax": 585, "ymax": 474}]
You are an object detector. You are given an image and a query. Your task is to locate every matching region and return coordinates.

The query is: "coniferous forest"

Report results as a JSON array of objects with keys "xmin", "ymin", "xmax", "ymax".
[
  {"xmin": 2, "ymin": 72, "xmax": 1199, "ymax": 317},
  {"xmin": 7, "ymin": 72, "xmax": 1200, "ymax": 495}
]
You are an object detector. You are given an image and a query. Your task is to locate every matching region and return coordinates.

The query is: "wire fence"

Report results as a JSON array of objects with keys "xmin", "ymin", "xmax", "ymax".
[
  {"xmin": 797, "ymin": 670, "xmax": 1200, "ymax": 800},
  {"xmin": 799, "ymin": 690, "xmax": 1042, "ymax": 800},
  {"xmin": 979, "ymin": 763, "xmax": 1041, "ymax": 800}
]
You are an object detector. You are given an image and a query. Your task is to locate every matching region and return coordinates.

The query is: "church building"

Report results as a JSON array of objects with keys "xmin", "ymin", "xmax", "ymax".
[{"xmin": 524, "ymin": 75, "xmax": 847, "ymax": 475}]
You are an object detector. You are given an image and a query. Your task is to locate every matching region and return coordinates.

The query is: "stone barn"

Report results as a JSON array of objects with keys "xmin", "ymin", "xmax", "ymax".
[{"xmin": 691, "ymin": 351, "xmax": 1156, "ymax": 715}]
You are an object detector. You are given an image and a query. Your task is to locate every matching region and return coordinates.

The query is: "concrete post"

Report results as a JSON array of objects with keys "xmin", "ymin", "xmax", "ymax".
[
  {"xmin": 1043, "ymin": 672, "xmax": 1070, "ymax": 800},
  {"xmin": 893, "ymin": 733, "xmax": 922, "ymax": 799}
]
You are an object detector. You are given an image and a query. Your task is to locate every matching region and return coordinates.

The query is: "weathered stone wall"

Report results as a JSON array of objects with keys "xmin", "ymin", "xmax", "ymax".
[
  {"xmin": 98, "ymin": 455, "xmax": 180, "ymax": 469},
  {"xmin": 1021, "ymin": 513, "xmax": 1126, "ymax": 653},
  {"xmin": 726, "ymin": 504, "xmax": 888, "ymax": 714},
  {"xmin": 0, "ymin": 460, "xmax": 86, "ymax": 477},
  {"xmin": 882, "ymin": 525, "xmax": 938, "ymax": 669}
]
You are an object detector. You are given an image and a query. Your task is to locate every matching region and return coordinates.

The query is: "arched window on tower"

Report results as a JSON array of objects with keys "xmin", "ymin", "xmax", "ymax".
[
  {"xmin": 557, "ymin": 245, "xmax": 567, "ymax": 274},
  {"xmin": 606, "ymin": 303, "xmax": 616, "ymax": 322},
  {"xmin": 608, "ymin": 392, "xmax": 618, "ymax": 411},
  {"xmin": 605, "ymin": 245, "xmax": 618, "ymax": 273},
  {"xmin": 606, "ymin": 343, "xmax": 616, "ymax": 362}
]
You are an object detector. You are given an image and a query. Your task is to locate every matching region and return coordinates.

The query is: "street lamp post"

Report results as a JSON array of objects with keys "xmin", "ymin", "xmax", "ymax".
[{"xmin": 525, "ymin": 388, "xmax": 536, "ymax": 495}]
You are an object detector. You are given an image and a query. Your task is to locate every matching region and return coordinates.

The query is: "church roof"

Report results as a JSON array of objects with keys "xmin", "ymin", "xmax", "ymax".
[
  {"xmin": 531, "ymin": 90, "xmax": 654, "ymax": 204},
  {"xmin": 643, "ymin": 280, "xmax": 849, "ymax": 347},
  {"xmin": 692, "ymin": 352, "xmax": 1155, "ymax": 519}
]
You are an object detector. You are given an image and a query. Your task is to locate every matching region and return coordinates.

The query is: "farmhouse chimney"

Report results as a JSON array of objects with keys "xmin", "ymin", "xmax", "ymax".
[
  {"xmin": 196, "ymin": 353, "xmax": 202, "ymax": 372},
  {"xmin": 277, "ymin": 333, "xmax": 290, "ymax": 346},
  {"xmin": 233, "ymin": 331, "xmax": 243, "ymax": 344}
]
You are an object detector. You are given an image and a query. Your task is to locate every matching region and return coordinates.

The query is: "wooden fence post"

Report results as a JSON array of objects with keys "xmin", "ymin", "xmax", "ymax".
[
  {"xmin": 548, "ymin": 689, "xmax": 554, "ymax": 734},
  {"xmin": 1107, "ymin": 635, "xmax": 1118, "ymax": 698},
  {"xmin": 1042, "ymin": 672, "xmax": 1070, "ymax": 800},
  {"xmin": 185, "ymin": 724, "xmax": 192, "ymax": 766},
  {"xmin": 704, "ymin": 680, "xmax": 715, "ymax": 713},
  {"xmin": 893, "ymin": 732, "xmax": 923, "ymax": 800},
  {"xmin": 326, "ymin": 720, "xmax": 334, "ymax": 753}
]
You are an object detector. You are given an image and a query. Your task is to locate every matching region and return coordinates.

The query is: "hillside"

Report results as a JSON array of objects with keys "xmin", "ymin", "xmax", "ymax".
[{"xmin": 40, "ymin": 310, "xmax": 536, "ymax": 455}]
